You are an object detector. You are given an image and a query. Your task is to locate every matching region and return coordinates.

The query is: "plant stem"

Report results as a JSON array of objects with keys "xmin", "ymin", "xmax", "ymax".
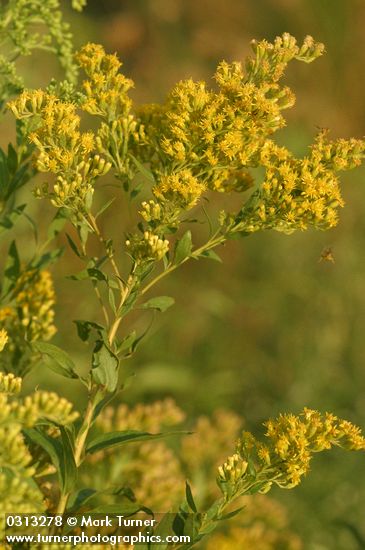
[
  {"xmin": 92, "ymin": 281, "xmax": 110, "ymax": 327},
  {"xmin": 55, "ymin": 392, "xmax": 97, "ymax": 516},
  {"xmin": 88, "ymin": 213, "xmax": 123, "ymax": 290},
  {"xmin": 55, "ymin": 492, "xmax": 70, "ymax": 516},
  {"xmin": 107, "ymin": 272, "xmax": 136, "ymax": 344},
  {"xmin": 141, "ymin": 234, "xmax": 226, "ymax": 296},
  {"xmin": 74, "ymin": 395, "xmax": 96, "ymax": 467}
]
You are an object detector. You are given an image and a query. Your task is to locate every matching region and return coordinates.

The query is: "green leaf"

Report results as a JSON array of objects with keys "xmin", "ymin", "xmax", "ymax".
[
  {"xmin": 140, "ymin": 296, "xmax": 175, "ymax": 313},
  {"xmin": 117, "ymin": 331, "xmax": 137, "ymax": 354},
  {"xmin": 91, "ymin": 340, "xmax": 119, "ymax": 392},
  {"xmin": 74, "ymin": 320, "xmax": 104, "ymax": 342},
  {"xmin": 67, "ymin": 269, "xmax": 89, "ymax": 281},
  {"xmin": 151, "ymin": 515, "xmax": 174, "ymax": 550},
  {"xmin": 24, "ymin": 427, "xmax": 77, "ymax": 494},
  {"xmin": 68, "ymin": 267, "xmax": 106, "ymax": 282},
  {"xmin": 7, "ymin": 143, "xmax": 18, "ymax": 173},
  {"xmin": 31, "ymin": 248, "xmax": 64, "ymax": 270},
  {"xmin": 185, "ymin": 482, "xmax": 197, "ymax": 513},
  {"xmin": 66, "ymin": 233, "xmax": 83, "ymax": 258},
  {"xmin": 119, "ymin": 290, "xmax": 138, "ymax": 316},
  {"xmin": 86, "ymin": 430, "xmax": 185, "ymax": 454},
  {"xmin": 130, "ymin": 182, "xmax": 143, "ymax": 199},
  {"xmin": 32, "ymin": 342, "xmax": 79, "ymax": 379},
  {"xmin": 151, "ymin": 512, "xmax": 198, "ymax": 550},
  {"xmin": 107, "ymin": 277, "xmax": 120, "ymax": 290},
  {"xmin": 67, "ymin": 488, "xmax": 97, "ymax": 513},
  {"xmin": 59, "ymin": 427, "xmax": 77, "ymax": 492},
  {"xmin": 175, "ymin": 230, "xmax": 192, "ymax": 264},
  {"xmin": 128, "ymin": 321, "xmax": 154, "ymax": 356},
  {"xmin": 129, "ymin": 154, "xmax": 156, "ymax": 184},
  {"xmin": 67, "ymin": 486, "xmax": 137, "ymax": 514},
  {"xmin": 2, "ymin": 240, "xmax": 20, "ymax": 296},
  {"xmin": 88, "ymin": 503, "xmax": 149, "ymax": 516},
  {"xmin": 92, "ymin": 389, "xmax": 119, "ymax": 422},
  {"xmin": 78, "ymin": 220, "xmax": 90, "ymax": 247},
  {"xmin": 199, "ymin": 249, "xmax": 222, "ymax": 262},
  {"xmin": 0, "ymin": 204, "xmax": 26, "ymax": 234},
  {"xmin": 47, "ymin": 209, "xmax": 67, "ymax": 241},
  {"xmin": 87, "ymin": 267, "xmax": 107, "ymax": 282},
  {"xmin": 217, "ymin": 506, "xmax": 245, "ymax": 521},
  {"xmin": 95, "ymin": 197, "xmax": 116, "ymax": 219},
  {"xmin": 108, "ymin": 288, "xmax": 117, "ymax": 314}
]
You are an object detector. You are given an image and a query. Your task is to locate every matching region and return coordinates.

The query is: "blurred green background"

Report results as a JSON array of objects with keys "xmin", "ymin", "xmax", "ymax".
[{"xmin": 6, "ymin": 0, "xmax": 365, "ymax": 548}]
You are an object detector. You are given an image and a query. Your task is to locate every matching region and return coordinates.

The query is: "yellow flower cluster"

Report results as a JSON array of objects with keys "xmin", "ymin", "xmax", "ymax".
[
  {"xmin": 87, "ymin": 402, "xmax": 304, "ymax": 544},
  {"xmin": 98, "ymin": 398, "xmax": 186, "ymax": 433},
  {"xmin": 137, "ymin": 169, "xmax": 206, "ymax": 238},
  {"xmin": 0, "ymin": 373, "xmax": 78, "ymax": 427},
  {"xmin": 129, "ymin": 34, "xmax": 353, "ymax": 255},
  {"xmin": 0, "ymin": 371, "xmax": 21, "ymax": 394},
  {"xmin": 126, "ymin": 231, "xmax": 169, "ymax": 262},
  {"xmin": 0, "ymin": 374, "xmax": 79, "ymax": 528},
  {"xmin": 138, "ymin": 33, "xmax": 324, "ymax": 196},
  {"xmin": 139, "ymin": 200, "xmax": 162, "ymax": 223},
  {"xmin": 16, "ymin": 269, "xmax": 56, "ymax": 342},
  {"xmin": 230, "ymin": 134, "xmax": 365, "ymax": 235},
  {"xmin": 218, "ymin": 408, "xmax": 365, "ymax": 497},
  {"xmin": 21, "ymin": 391, "xmax": 79, "ymax": 427},
  {"xmin": 8, "ymin": 90, "xmax": 111, "ymax": 215},
  {"xmin": 245, "ymin": 33, "xmax": 324, "ymax": 86},
  {"xmin": 121, "ymin": 441, "xmax": 185, "ymax": 511},
  {"xmin": 153, "ymin": 169, "xmax": 206, "ymax": 210},
  {"xmin": 76, "ymin": 43, "xmax": 134, "ymax": 120},
  {"xmin": 0, "ymin": 269, "xmax": 56, "ymax": 374},
  {"xmin": 9, "ymin": 35, "xmax": 361, "ymax": 270},
  {"xmin": 0, "ymin": 471, "xmax": 44, "ymax": 527},
  {"xmin": 76, "ymin": 43, "xmax": 147, "ymax": 181},
  {"xmin": 0, "ymin": 269, "xmax": 56, "ymax": 344}
]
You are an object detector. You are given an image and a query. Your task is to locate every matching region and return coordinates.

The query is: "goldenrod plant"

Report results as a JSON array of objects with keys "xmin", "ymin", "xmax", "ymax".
[{"xmin": 1, "ymin": 0, "xmax": 365, "ymax": 547}]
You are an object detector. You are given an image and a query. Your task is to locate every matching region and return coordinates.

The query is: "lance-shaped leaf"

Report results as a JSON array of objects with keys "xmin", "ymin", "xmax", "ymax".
[
  {"xmin": 129, "ymin": 154, "xmax": 156, "ymax": 184},
  {"xmin": 1, "ymin": 240, "xmax": 20, "ymax": 296},
  {"xmin": 74, "ymin": 320, "xmax": 104, "ymax": 342},
  {"xmin": 174, "ymin": 230, "xmax": 192, "ymax": 264},
  {"xmin": 185, "ymin": 481, "xmax": 197, "ymax": 513},
  {"xmin": 91, "ymin": 340, "xmax": 119, "ymax": 392},
  {"xmin": 199, "ymin": 249, "xmax": 222, "ymax": 262},
  {"xmin": 86, "ymin": 430, "xmax": 187, "ymax": 455},
  {"xmin": 0, "ymin": 204, "xmax": 26, "ymax": 235},
  {"xmin": 32, "ymin": 342, "xmax": 79, "ymax": 379},
  {"xmin": 140, "ymin": 296, "xmax": 175, "ymax": 313},
  {"xmin": 25, "ymin": 427, "xmax": 77, "ymax": 494}
]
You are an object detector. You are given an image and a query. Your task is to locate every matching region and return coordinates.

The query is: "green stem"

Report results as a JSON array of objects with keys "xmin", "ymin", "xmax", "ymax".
[
  {"xmin": 141, "ymin": 233, "xmax": 226, "ymax": 296},
  {"xmin": 92, "ymin": 280, "xmax": 110, "ymax": 327},
  {"xmin": 55, "ymin": 492, "xmax": 69, "ymax": 516},
  {"xmin": 55, "ymin": 392, "xmax": 97, "ymax": 516},
  {"xmin": 107, "ymin": 272, "xmax": 136, "ymax": 345},
  {"xmin": 73, "ymin": 395, "xmax": 96, "ymax": 467},
  {"xmin": 88, "ymin": 213, "xmax": 123, "ymax": 291}
]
